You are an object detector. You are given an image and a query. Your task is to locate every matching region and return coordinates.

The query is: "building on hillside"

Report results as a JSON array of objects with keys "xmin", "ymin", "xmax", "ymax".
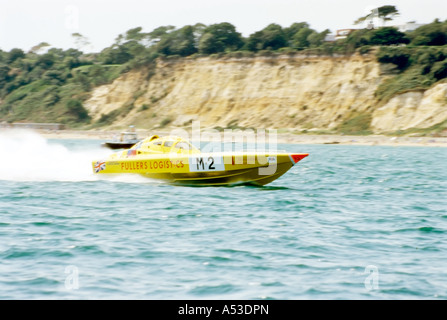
[
  {"xmin": 323, "ymin": 29, "xmax": 358, "ymax": 42},
  {"xmin": 393, "ymin": 21, "xmax": 425, "ymax": 32},
  {"xmin": 334, "ymin": 29, "xmax": 359, "ymax": 40},
  {"xmin": 323, "ymin": 21, "xmax": 426, "ymax": 42},
  {"xmin": 324, "ymin": 33, "xmax": 336, "ymax": 42}
]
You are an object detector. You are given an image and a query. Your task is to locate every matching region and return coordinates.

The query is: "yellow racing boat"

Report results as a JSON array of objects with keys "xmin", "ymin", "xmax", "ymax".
[{"xmin": 92, "ymin": 135, "xmax": 308, "ymax": 186}]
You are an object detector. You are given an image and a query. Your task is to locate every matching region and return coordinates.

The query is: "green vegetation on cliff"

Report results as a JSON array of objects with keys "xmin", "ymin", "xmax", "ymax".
[
  {"xmin": 1, "ymin": 15, "xmax": 447, "ymax": 132},
  {"xmin": 376, "ymin": 45, "xmax": 447, "ymax": 102},
  {"xmin": 0, "ymin": 48, "xmax": 125, "ymax": 126}
]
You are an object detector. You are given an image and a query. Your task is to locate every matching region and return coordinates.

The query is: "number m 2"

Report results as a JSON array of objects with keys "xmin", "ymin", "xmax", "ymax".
[{"xmin": 196, "ymin": 157, "xmax": 205, "ymax": 170}]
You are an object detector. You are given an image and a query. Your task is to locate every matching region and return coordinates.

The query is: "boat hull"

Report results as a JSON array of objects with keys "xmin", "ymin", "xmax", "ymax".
[
  {"xmin": 92, "ymin": 152, "xmax": 308, "ymax": 186},
  {"xmin": 102, "ymin": 141, "xmax": 140, "ymax": 149}
]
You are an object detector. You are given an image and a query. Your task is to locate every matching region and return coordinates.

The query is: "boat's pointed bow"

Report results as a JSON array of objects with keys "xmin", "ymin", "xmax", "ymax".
[{"xmin": 289, "ymin": 153, "xmax": 309, "ymax": 164}]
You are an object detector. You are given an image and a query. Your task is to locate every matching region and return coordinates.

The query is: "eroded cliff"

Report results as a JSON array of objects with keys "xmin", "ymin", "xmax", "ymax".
[{"xmin": 84, "ymin": 53, "xmax": 447, "ymax": 134}]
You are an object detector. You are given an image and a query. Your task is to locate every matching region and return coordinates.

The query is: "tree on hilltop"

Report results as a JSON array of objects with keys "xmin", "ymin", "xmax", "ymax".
[
  {"xmin": 354, "ymin": 5, "xmax": 400, "ymax": 28},
  {"xmin": 6, "ymin": 48, "xmax": 25, "ymax": 64},
  {"xmin": 29, "ymin": 42, "xmax": 51, "ymax": 54},
  {"xmin": 409, "ymin": 19, "xmax": 447, "ymax": 46},
  {"xmin": 246, "ymin": 23, "xmax": 287, "ymax": 51},
  {"xmin": 125, "ymin": 27, "xmax": 146, "ymax": 42},
  {"xmin": 147, "ymin": 26, "xmax": 176, "ymax": 44},
  {"xmin": 283, "ymin": 22, "xmax": 310, "ymax": 41},
  {"xmin": 369, "ymin": 27, "xmax": 409, "ymax": 45},
  {"xmin": 156, "ymin": 25, "xmax": 197, "ymax": 57},
  {"xmin": 198, "ymin": 22, "xmax": 244, "ymax": 54},
  {"xmin": 71, "ymin": 33, "xmax": 91, "ymax": 52}
]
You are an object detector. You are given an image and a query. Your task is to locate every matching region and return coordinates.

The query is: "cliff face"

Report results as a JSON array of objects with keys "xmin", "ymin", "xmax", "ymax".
[
  {"xmin": 371, "ymin": 83, "xmax": 447, "ymax": 132},
  {"xmin": 84, "ymin": 54, "xmax": 447, "ymax": 134}
]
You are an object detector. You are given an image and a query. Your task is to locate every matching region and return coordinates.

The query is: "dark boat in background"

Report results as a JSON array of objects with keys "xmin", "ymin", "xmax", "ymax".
[{"xmin": 102, "ymin": 126, "xmax": 141, "ymax": 149}]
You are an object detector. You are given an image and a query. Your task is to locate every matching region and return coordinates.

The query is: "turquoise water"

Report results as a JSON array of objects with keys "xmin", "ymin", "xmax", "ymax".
[{"xmin": 1, "ymin": 131, "xmax": 446, "ymax": 300}]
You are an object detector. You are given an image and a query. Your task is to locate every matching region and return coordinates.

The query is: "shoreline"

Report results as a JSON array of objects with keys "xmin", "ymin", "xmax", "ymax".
[{"xmin": 19, "ymin": 128, "xmax": 447, "ymax": 147}]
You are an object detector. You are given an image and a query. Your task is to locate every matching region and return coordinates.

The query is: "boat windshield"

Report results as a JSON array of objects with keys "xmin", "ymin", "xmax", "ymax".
[
  {"xmin": 135, "ymin": 136, "xmax": 200, "ymax": 154},
  {"xmin": 174, "ymin": 141, "xmax": 192, "ymax": 150}
]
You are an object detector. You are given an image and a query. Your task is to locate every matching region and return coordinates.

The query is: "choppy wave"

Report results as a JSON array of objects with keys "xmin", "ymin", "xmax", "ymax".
[{"xmin": 1, "ymin": 135, "xmax": 447, "ymax": 299}]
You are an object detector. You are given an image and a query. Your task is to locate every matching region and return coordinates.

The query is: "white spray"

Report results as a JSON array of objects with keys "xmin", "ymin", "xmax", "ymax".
[{"xmin": 0, "ymin": 129, "xmax": 110, "ymax": 182}]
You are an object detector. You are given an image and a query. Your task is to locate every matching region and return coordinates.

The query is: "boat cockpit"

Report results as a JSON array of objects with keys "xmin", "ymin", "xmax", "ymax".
[{"xmin": 127, "ymin": 135, "xmax": 200, "ymax": 156}]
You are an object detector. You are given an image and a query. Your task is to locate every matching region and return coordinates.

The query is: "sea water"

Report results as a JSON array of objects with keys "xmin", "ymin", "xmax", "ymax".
[{"xmin": 0, "ymin": 130, "xmax": 446, "ymax": 300}]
